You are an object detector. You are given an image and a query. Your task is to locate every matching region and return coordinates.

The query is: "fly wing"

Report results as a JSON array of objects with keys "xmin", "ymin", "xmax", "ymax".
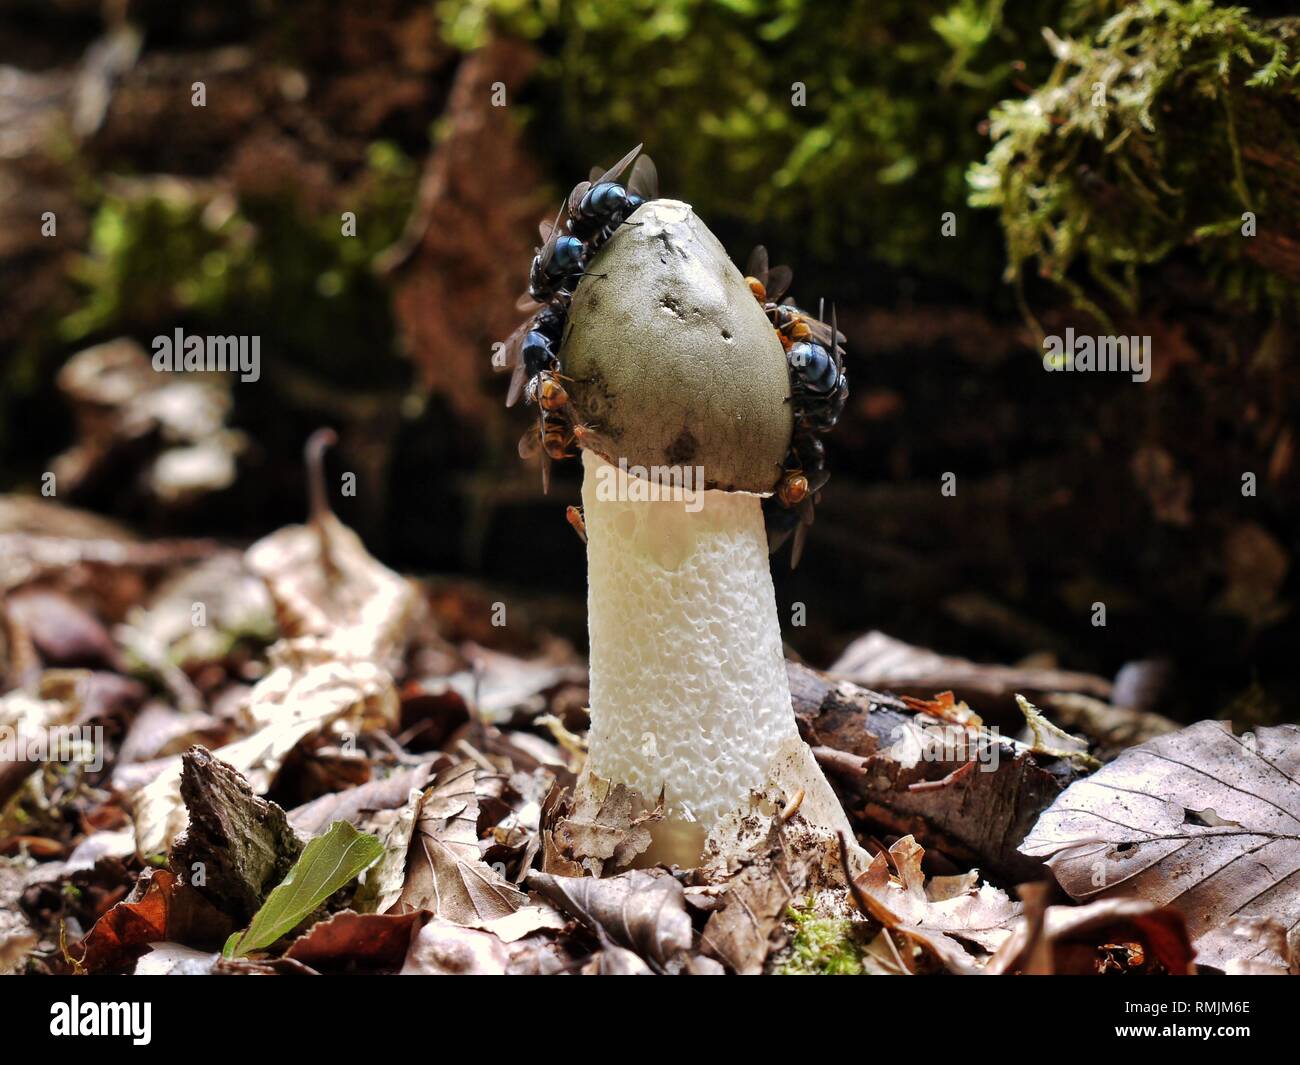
[
  {"xmin": 571, "ymin": 422, "xmax": 613, "ymax": 460},
  {"xmin": 519, "ymin": 418, "xmax": 553, "ymax": 493},
  {"xmin": 518, "ymin": 424, "xmax": 541, "ymax": 459},
  {"xmin": 537, "ymin": 199, "xmax": 570, "ymax": 255},
  {"xmin": 566, "ymin": 180, "xmax": 592, "ymax": 219},
  {"xmin": 766, "ymin": 263, "xmax": 793, "ymax": 303},
  {"xmin": 801, "ymin": 300, "xmax": 846, "ymax": 351},
  {"xmin": 535, "ymin": 410, "xmax": 557, "ymax": 493},
  {"xmin": 765, "ymin": 508, "xmax": 794, "ymax": 556},
  {"xmin": 593, "ymin": 142, "xmax": 643, "ymax": 187},
  {"xmin": 746, "ymin": 245, "xmax": 769, "ymax": 284},
  {"xmin": 500, "ymin": 320, "xmax": 530, "ymax": 407},
  {"xmin": 830, "ymin": 303, "xmax": 843, "ymax": 371},
  {"xmin": 789, "ymin": 517, "xmax": 809, "ymax": 569},
  {"xmin": 627, "ymin": 154, "xmax": 658, "ymax": 200},
  {"xmin": 789, "ymin": 499, "xmax": 815, "ymax": 570},
  {"xmin": 766, "ymin": 495, "xmax": 815, "ymax": 568},
  {"xmin": 506, "ymin": 362, "xmax": 528, "ymax": 408}
]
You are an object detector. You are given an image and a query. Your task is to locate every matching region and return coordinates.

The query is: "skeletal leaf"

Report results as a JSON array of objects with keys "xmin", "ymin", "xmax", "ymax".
[{"xmin": 1021, "ymin": 719, "xmax": 1300, "ymax": 970}]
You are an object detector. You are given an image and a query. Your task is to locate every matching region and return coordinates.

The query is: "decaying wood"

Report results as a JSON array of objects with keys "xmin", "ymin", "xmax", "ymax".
[{"xmin": 788, "ymin": 663, "xmax": 1088, "ymax": 881}]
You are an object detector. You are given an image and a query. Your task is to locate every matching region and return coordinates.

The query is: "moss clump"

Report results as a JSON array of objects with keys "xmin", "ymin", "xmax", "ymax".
[
  {"xmin": 58, "ymin": 140, "xmax": 417, "ymax": 387},
  {"xmin": 969, "ymin": 0, "xmax": 1300, "ymax": 319},
  {"xmin": 437, "ymin": 0, "xmax": 1110, "ymax": 293},
  {"xmin": 773, "ymin": 899, "xmax": 868, "ymax": 976}
]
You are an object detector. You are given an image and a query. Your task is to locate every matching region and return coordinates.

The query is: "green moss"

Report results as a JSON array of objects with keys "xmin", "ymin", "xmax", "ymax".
[
  {"xmin": 437, "ymin": 0, "xmax": 1102, "ymax": 291},
  {"xmin": 969, "ymin": 1, "xmax": 1300, "ymax": 318},
  {"xmin": 58, "ymin": 140, "xmax": 418, "ymax": 387},
  {"xmin": 773, "ymin": 899, "xmax": 867, "ymax": 975}
]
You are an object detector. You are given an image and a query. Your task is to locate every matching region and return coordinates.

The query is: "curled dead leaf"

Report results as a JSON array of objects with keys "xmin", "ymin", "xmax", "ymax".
[
  {"xmin": 526, "ymin": 868, "xmax": 693, "ymax": 973},
  {"xmin": 987, "ymin": 884, "xmax": 1196, "ymax": 975},
  {"xmin": 850, "ymin": 835, "xmax": 1020, "ymax": 973}
]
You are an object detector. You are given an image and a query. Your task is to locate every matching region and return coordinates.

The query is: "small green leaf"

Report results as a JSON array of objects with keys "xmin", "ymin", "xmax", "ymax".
[
  {"xmin": 221, "ymin": 930, "xmax": 241, "ymax": 960},
  {"xmin": 227, "ymin": 821, "xmax": 384, "ymax": 958}
]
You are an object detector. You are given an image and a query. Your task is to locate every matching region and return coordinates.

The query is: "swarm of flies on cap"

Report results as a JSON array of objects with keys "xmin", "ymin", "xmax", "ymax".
[{"xmin": 497, "ymin": 144, "xmax": 848, "ymax": 567}]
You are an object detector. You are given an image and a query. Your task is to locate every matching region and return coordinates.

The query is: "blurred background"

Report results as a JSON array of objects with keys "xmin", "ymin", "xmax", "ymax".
[{"xmin": 2, "ymin": 0, "xmax": 1298, "ymax": 723}]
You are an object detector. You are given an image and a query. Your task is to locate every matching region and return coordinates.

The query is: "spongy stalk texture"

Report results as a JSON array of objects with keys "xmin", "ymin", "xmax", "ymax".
[{"xmin": 581, "ymin": 451, "xmax": 798, "ymax": 828}]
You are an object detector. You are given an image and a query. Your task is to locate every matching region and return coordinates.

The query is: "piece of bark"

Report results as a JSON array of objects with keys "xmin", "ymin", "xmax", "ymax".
[
  {"xmin": 171, "ymin": 746, "xmax": 305, "ymax": 922},
  {"xmin": 787, "ymin": 662, "xmax": 1087, "ymax": 881}
]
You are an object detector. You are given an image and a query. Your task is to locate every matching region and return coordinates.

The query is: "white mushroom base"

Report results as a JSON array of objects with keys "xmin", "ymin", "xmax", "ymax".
[{"xmin": 580, "ymin": 451, "xmax": 851, "ymax": 866}]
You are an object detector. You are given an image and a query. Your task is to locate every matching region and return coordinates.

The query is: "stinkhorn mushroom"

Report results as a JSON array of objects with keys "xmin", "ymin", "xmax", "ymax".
[{"xmin": 560, "ymin": 200, "xmax": 853, "ymax": 867}]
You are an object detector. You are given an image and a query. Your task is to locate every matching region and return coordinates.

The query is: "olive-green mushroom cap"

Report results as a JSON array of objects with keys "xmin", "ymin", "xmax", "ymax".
[{"xmin": 560, "ymin": 199, "xmax": 792, "ymax": 494}]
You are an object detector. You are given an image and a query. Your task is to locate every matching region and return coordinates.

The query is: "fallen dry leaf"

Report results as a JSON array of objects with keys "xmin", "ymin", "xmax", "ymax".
[
  {"xmin": 460, "ymin": 642, "xmax": 588, "ymax": 724},
  {"xmin": 132, "ymin": 649, "xmax": 398, "ymax": 856},
  {"xmin": 700, "ymin": 861, "xmax": 801, "ymax": 975},
  {"xmin": 244, "ymin": 430, "xmax": 419, "ymax": 669},
  {"xmin": 478, "ymin": 904, "xmax": 567, "ymax": 942},
  {"xmin": 1216, "ymin": 915, "xmax": 1299, "ymax": 975},
  {"xmin": 1020, "ymin": 720, "xmax": 1300, "ymax": 971},
  {"xmin": 392, "ymin": 761, "xmax": 527, "ymax": 925},
  {"xmin": 352, "ymin": 787, "xmax": 425, "ymax": 915},
  {"xmin": 851, "ymin": 835, "xmax": 1019, "ymax": 973},
  {"xmin": 540, "ymin": 773, "xmax": 663, "ymax": 878},
  {"xmin": 698, "ymin": 820, "xmax": 820, "ymax": 975},
  {"xmin": 830, "ymin": 630, "xmax": 1112, "ymax": 715},
  {"xmin": 133, "ymin": 942, "xmax": 221, "ymax": 975},
  {"xmin": 283, "ymin": 910, "xmax": 427, "ymax": 972},
  {"xmin": 128, "ymin": 434, "xmax": 418, "ymax": 857},
  {"xmin": 987, "ymin": 885, "xmax": 1196, "ymax": 975},
  {"xmin": 400, "ymin": 917, "xmax": 566, "ymax": 975},
  {"xmin": 0, "ymin": 859, "xmax": 37, "ymax": 975},
  {"xmin": 289, "ymin": 760, "xmax": 441, "ymax": 836},
  {"xmin": 76, "ymin": 868, "xmax": 231, "ymax": 973},
  {"xmin": 526, "ymin": 868, "xmax": 693, "ymax": 973}
]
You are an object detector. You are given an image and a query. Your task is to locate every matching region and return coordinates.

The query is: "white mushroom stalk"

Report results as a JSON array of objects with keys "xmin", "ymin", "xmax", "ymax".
[{"xmin": 561, "ymin": 200, "xmax": 852, "ymax": 867}]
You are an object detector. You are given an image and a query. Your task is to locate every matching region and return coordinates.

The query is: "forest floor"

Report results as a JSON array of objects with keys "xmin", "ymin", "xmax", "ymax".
[{"xmin": 3, "ymin": 439, "xmax": 1297, "ymax": 977}]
